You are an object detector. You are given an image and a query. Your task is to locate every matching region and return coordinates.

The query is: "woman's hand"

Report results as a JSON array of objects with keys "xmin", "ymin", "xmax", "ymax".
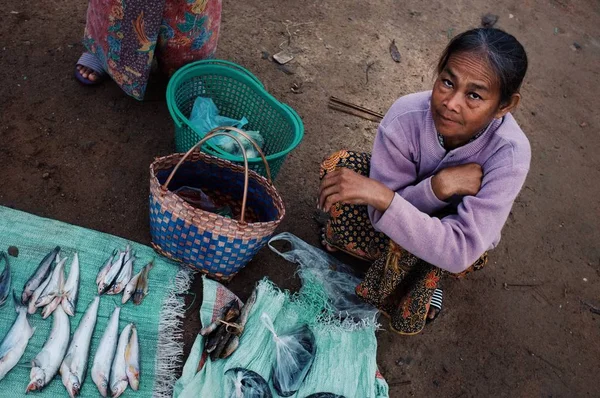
[
  {"xmin": 319, "ymin": 168, "xmax": 395, "ymax": 213},
  {"xmin": 431, "ymin": 163, "xmax": 483, "ymax": 201}
]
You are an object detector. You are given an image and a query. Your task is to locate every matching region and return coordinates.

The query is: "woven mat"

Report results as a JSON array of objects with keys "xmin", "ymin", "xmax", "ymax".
[{"xmin": 0, "ymin": 206, "xmax": 190, "ymax": 397}]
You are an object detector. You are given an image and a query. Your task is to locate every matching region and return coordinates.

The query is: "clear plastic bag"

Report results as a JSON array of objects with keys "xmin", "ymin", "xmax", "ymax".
[
  {"xmin": 268, "ymin": 233, "xmax": 378, "ymax": 322},
  {"xmin": 261, "ymin": 313, "xmax": 316, "ymax": 397},
  {"xmin": 224, "ymin": 368, "xmax": 272, "ymax": 398}
]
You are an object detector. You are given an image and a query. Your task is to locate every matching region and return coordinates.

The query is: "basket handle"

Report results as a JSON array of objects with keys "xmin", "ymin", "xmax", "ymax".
[{"xmin": 161, "ymin": 126, "xmax": 272, "ymax": 224}]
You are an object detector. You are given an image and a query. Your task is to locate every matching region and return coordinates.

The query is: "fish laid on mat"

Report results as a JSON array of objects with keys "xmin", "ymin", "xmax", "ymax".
[
  {"xmin": 28, "ymin": 272, "xmax": 51, "ymax": 315},
  {"xmin": 35, "ymin": 256, "xmax": 66, "ymax": 308},
  {"xmin": 22, "ymin": 246, "xmax": 59, "ymax": 304},
  {"xmin": 96, "ymin": 250, "xmax": 117, "ymax": 286},
  {"xmin": 205, "ymin": 300, "xmax": 240, "ymax": 354},
  {"xmin": 121, "ymin": 272, "xmax": 140, "ymax": 304},
  {"xmin": 125, "ymin": 324, "xmax": 139, "ymax": 390},
  {"xmin": 224, "ymin": 368, "xmax": 272, "ymax": 398},
  {"xmin": 27, "ymin": 306, "xmax": 70, "ymax": 392},
  {"xmin": 92, "ymin": 306, "xmax": 121, "ymax": 397},
  {"xmin": 98, "ymin": 251, "xmax": 125, "ymax": 295},
  {"xmin": 62, "ymin": 253, "xmax": 80, "ymax": 316},
  {"xmin": 0, "ymin": 251, "xmax": 12, "ymax": 307},
  {"xmin": 60, "ymin": 296, "xmax": 100, "ymax": 397},
  {"xmin": 132, "ymin": 260, "xmax": 153, "ymax": 305},
  {"xmin": 107, "ymin": 248, "xmax": 134, "ymax": 295},
  {"xmin": 41, "ymin": 296, "xmax": 62, "ymax": 320},
  {"xmin": 110, "ymin": 323, "xmax": 133, "ymax": 398},
  {"xmin": 0, "ymin": 292, "xmax": 35, "ymax": 381}
]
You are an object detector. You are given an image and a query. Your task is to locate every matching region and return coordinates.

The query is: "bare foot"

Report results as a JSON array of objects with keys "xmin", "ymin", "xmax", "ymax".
[
  {"xmin": 427, "ymin": 301, "xmax": 440, "ymax": 320},
  {"xmin": 76, "ymin": 65, "xmax": 99, "ymax": 82}
]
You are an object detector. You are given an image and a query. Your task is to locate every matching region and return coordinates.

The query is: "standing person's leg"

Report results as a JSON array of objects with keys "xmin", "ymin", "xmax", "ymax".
[
  {"xmin": 319, "ymin": 150, "xmax": 388, "ymax": 262},
  {"xmin": 156, "ymin": 0, "xmax": 222, "ymax": 76}
]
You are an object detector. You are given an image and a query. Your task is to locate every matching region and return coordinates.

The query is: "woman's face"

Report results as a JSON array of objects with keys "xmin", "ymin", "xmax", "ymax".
[{"xmin": 431, "ymin": 52, "xmax": 507, "ymax": 146}]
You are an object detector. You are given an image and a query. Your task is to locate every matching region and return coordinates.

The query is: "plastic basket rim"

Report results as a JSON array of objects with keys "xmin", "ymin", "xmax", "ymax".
[{"xmin": 166, "ymin": 60, "xmax": 304, "ymax": 162}]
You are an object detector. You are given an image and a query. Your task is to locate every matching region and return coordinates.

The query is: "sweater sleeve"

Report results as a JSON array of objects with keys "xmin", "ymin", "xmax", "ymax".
[
  {"xmin": 370, "ymin": 120, "xmax": 449, "ymax": 215},
  {"xmin": 368, "ymin": 160, "xmax": 529, "ymax": 273}
]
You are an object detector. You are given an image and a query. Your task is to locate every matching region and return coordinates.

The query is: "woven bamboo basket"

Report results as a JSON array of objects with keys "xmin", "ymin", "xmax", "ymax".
[{"xmin": 149, "ymin": 126, "xmax": 285, "ymax": 281}]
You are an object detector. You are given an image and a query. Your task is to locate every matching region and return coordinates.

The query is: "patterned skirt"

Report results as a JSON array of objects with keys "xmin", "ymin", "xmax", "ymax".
[
  {"xmin": 82, "ymin": 0, "xmax": 221, "ymax": 100},
  {"xmin": 320, "ymin": 150, "xmax": 488, "ymax": 335}
]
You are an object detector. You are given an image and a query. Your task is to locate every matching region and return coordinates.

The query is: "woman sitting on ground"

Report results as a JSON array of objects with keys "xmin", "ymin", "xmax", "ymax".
[{"xmin": 318, "ymin": 27, "xmax": 530, "ymax": 335}]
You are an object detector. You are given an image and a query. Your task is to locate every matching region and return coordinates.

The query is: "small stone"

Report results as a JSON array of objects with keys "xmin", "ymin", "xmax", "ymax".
[
  {"xmin": 509, "ymin": 14, "xmax": 514, "ymax": 18},
  {"xmin": 579, "ymin": 122, "xmax": 587, "ymax": 128},
  {"xmin": 583, "ymin": 278, "xmax": 588, "ymax": 282},
  {"xmin": 7, "ymin": 246, "xmax": 18, "ymax": 257},
  {"xmin": 531, "ymin": 111, "xmax": 536, "ymax": 116},
  {"xmin": 42, "ymin": 172, "xmax": 50, "ymax": 179},
  {"xmin": 573, "ymin": 42, "xmax": 582, "ymax": 50}
]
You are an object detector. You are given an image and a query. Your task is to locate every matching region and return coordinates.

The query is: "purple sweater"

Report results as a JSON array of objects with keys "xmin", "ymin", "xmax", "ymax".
[{"xmin": 368, "ymin": 91, "xmax": 531, "ymax": 273}]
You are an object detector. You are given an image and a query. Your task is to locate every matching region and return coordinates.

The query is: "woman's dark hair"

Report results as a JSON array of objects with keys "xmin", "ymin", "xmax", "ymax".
[{"xmin": 437, "ymin": 28, "xmax": 528, "ymax": 104}]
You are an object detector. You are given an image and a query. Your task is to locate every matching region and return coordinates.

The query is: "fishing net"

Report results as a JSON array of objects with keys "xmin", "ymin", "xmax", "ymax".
[
  {"xmin": 174, "ymin": 233, "xmax": 389, "ymax": 398},
  {"xmin": 0, "ymin": 206, "xmax": 188, "ymax": 398}
]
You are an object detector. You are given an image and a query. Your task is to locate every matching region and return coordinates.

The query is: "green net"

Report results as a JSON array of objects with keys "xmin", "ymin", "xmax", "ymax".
[{"xmin": 0, "ymin": 206, "xmax": 189, "ymax": 397}]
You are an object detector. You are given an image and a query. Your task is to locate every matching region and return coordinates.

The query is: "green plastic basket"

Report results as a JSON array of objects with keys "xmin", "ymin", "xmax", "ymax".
[{"xmin": 166, "ymin": 60, "xmax": 304, "ymax": 179}]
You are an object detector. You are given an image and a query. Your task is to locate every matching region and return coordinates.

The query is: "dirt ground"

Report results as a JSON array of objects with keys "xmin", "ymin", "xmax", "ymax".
[{"xmin": 1, "ymin": 0, "xmax": 599, "ymax": 396}]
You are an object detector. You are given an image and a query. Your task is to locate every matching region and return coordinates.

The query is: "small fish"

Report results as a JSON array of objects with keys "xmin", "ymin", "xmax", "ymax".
[
  {"xmin": 220, "ymin": 335, "xmax": 239, "ymax": 359},
  {"xmin": 28, "ymin": 273, "xmax": 51, "ymax": 315},
  {"xmin": 62, "ymin": 253, "xmax": 80, "ymax": 316},
  {"xmin": 125, "ymin": 324, "xmax": 139, "ymax": 390},
  {"xmin": 27, "ymin": 306, "xmax": 70, "ymax": 392},
  {"xmin": 60, "ymin": 296, "xmax": 100, "ymax": 398},
  {"xmin": 92, "ymin": 306, "xmax": 121, "ymax": 397},
  {"xmin": 110, "ymin": 323, "xmax": 132, "ymax": 398},
  {"xmin": 121, "ymin": 272, "xmax": 140, "ymax": 304},
  {"xmin": 41, "ymin": 296, "xmax": 62, "ymax": 319},
  {"xmin": 205, "ymin": 300, "xmax": 240, "ymax": 353},
  {"xmin": 107, "ymin": 252, "xmax": 134, "ymax": 295},
  {"xmin": 98, "ymin": 252, "xmax": 125, "ymax": 295},
  {"xmin": 0, "ymin": 292, "xmax": 36, "ymax": 381},
  {"xmin": 96, "ymin": 250, "xmax": 117, "ymax": 286},
  {"xmin": 22, "ymin": 246, "xmax": 59, "ymax": 304},
  {"xmin": 0, "ymin": 252, "xmax": 12, "ymax": 307},
  {"xmin": 235, "ymin": 289, "xmax": 257, "ymax": 335},
  {"xmin": 132, "ymin": 260, "xmax": 154, "ymax": 305},
  {"xmin": 35, "ymin": 256, "xmax": 66, "ymax": 308}
]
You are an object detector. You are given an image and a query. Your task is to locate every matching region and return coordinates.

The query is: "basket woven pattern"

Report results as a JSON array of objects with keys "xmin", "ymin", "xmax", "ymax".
[
  {"xmin": 168, "ymin": 60, "xmax": 303, "ymax": 178},
  {"xmin": 149, "ymin": 150, "xmax": 285, "ymax": 281}
]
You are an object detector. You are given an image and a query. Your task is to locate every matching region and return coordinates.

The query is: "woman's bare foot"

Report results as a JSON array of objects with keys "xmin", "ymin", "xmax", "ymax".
[
  {"xmin": 76, "ymin": 65, "xmax": 99, "ymax": 82},
  {"xmin": 427, "ymin": 288, "xmax": 443, "ymax": 320}
]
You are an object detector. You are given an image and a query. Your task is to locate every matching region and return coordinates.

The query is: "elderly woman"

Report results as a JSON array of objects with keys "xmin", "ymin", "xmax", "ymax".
[
  {"xmin": 318, "ymin": 28, "xmax": 530, "ymax": 335},
  {"xmin": 75, "ymin": 0, "xmax": 221, "ymax": 100}
]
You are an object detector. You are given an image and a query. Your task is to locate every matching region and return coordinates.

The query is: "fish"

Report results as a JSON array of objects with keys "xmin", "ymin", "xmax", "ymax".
[
  {"xmin": 62, "ymin": 253, "xmax": 80, "ymax": 316},
  {"xmin": 60, "ymin": 296, "xmax": 100, "ymax": 398},
  {"xmin": 224, "ymin": 368, "xmax": 272, "ymax": 398},
  {"xmin": 121, "ymin": 271, "xmax": 140, "ymax": 304},
  {"xmin": 125, "ymin": 324, "xmax": 139, "ymax": 390},
  {"xmin": 107, "ymin": 251, "xmax": 134, "ymax": 295},
  {"xmin": 22, "ymin": 246, "xmax": 59, "ymax": 304},
  {"xmin": 98, "ymin": 251, "xmax": 125, "ymax": 295},
  {"xmin": 205, "ymin": 300, "xmax": 240, "ymax": 353},
  {"xmin": 28, "ymin": 273, "xmax": 51, "ymax": 315},
  {"xmin": 26, "ymin": 306, "xmax": 70, "ymax": 392},
  {"xmin": 0, "ymin": 292, "xmax": 36, "ymax": 381},
  {"xmin": 305, "ymin": 394, "xmax": 346, "ymax": 398},
  {"xmin": 41, "ymin": 296, "xmax": 62, "ymax": 320},
  {"xmin": 132, "ymin": 260, "xmax": 154, "ymax": 305},
  {"xmin": 220, "ymin": 335, "xmax": 239, "ymax": 359},
  {"xmin": 0, "ymin": 251, "xmax": 12, "ymax": 307},
  {"xmin": 91, "ymin": 306, "xmax": 121, "ymax": 397},
  {"xmin": 234, "ymin": 289, "xmax": 257, "ymax": 335},
  {"xmin": 35, "ymin": 256, "xmax": 66, "ymax": 308},
  {"xmin": 96, "ymin": 250, "xmax": 117, "ymax": 286},
  {"xmin": 110, "ymin": 323, "xmax": 132, "ymax": 398}
]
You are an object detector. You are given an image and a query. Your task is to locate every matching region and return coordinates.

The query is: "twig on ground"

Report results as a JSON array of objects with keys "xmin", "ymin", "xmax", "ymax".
[
  {"xmin": 502, "ymin": 282, "xmax": 541, "ymax": 290},
  {"xmin": 580, "ymin": 300, "xmax": 600, "ymax": 315},
  {"xmin": 365, "ymin": 61, "xmax": 375, "ymax": 83},
  {"xmin": 388, "ymin": 380, "xmax": 411, "ymax": 387}
]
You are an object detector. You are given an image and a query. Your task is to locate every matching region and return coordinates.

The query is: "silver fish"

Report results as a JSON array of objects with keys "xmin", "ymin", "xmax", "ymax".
[
  {"xmin": 125, "ymin": 324, "xmax": 139, "ymax": 390},
  {"xmin": 22, "ymin": 246, "xmax": 59, "ymax": 304},
  {"xmin": 0, "ymin": 292, "xmax": 35, "ymax": 380},
  {"xmin": 91, "ymin": 306, "xmax": 121, "ymax": 397},
  {"xmin": 26, "ymin": 306, "xmax": 70, "ymax": 392},
  {"xmin": 107, "ymin": 253, "xmax": 133, "ymax": 295},
  {"xmin": 60, "ymin": 296, "xmax": 100, "ymax": 398},
  {"xmin": 96, "ymin": 250, "xmax": 117, "ymax": 286},
  {"xmin": 121, "ymin": 271, "xmax": 140, "ymax": 305},
  {"xmin": 28, "ymin": 273, "xmax": 51, "ymax": 315},
  {"xmin": 133, "ymin": 261, "xmax": 154, "ymax": 305},
  {"xmin": 35, "ymin": 256, "xmax": 66, "ymax": 308},
  {"xmin": 98, "ymin": 252, "xmax": 125, "ymax": 295},
  {"xmin": 0, "ymin": 252, "xmax": 12, "ymax": 307},
  {"xmin": 110, "ymin": 323, "xmax": 132, "ymax": 398},
  {"xmin": 62, "ymin": 253, "xmax": 80, "ymax": 316},
  {"xmin": 41, "ymin": 296, "xmax": 62, "ymax": 320}
]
